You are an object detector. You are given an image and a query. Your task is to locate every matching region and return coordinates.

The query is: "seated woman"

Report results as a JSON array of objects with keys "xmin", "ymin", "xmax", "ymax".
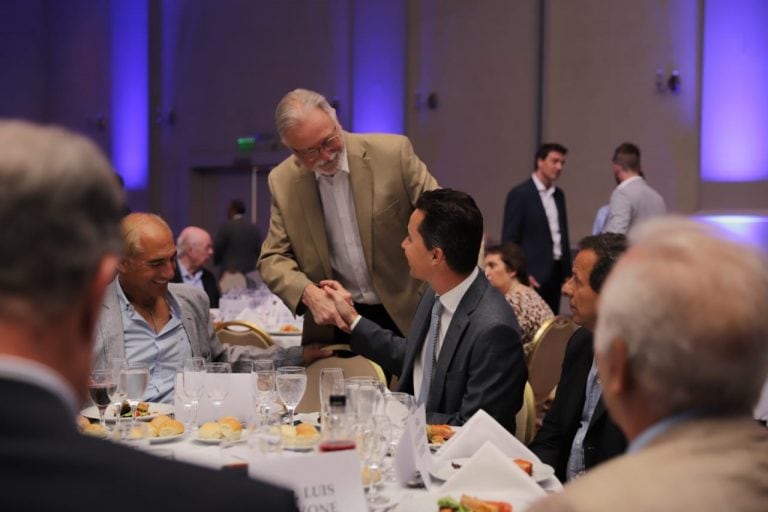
[{"xmin": 483, "ymin": 243, "xmax": 554, "ymax": 356}]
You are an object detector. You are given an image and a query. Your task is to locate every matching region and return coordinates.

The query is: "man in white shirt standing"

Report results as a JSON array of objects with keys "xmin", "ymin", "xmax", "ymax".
[
  {"xmin": 502, "ymin": 143, "xmax": 571, "ymax": 313},
  {"xmin": 601, "ymin": 142, "xmax": 666, "ymax": 234},
  {"xmin": 258, "ymin": 88, "xmax": 438, "ymax": 345}
]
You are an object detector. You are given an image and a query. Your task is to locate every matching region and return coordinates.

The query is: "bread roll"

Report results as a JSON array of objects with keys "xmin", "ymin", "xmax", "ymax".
[
  {"xmin": 219, "ymin": 417, "xmax": 243, "ymax": 440},
  {"xmin": 198, "ymin": 421, "xmax": 221, "ymax": 440},
  {"xmin": 296, "ymin": 422, "xmax": 319, "ymax": 438},
  {"xmin": 83, "ymin": 423, "xmax": 108, "ymax": 438},
  {"xmin": 76, "ymin": 415, "xmax": 91, "ymax": 431},
  {"xmin": 158, "ymin": 419, "xmax": 184, "ymax": 437},
  {"xmin": 150, "ymin": 414, "xmax": 172, "ymax": 429},
  {"xmin": 145, "ymin": 424, "xmax": 159, "ymax": 438}
]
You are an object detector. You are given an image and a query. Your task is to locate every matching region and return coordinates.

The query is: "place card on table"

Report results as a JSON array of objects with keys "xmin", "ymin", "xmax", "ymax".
[
  {"xmin": 249, "ymin": 450, "xmax": 367, "ymax": 511},
  {"xmin": 393, "ymin": 402, "xmax": 433, "ymax": 490}
]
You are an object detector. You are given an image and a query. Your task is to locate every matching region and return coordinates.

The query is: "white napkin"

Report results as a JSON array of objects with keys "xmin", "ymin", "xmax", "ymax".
[
  {"xmin": 439, "ymin": 442, "xmax": 545, "ymax": 510},
  {"xmin": 434, "ymin": 409, "xmax": 541, "ymax": 465}
]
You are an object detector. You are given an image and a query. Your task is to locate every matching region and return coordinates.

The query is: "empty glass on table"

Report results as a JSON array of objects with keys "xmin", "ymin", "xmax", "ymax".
[
  {"xmin": 182, "ymin": 357, "xmax": 206, "ymax": 429},
  {"xmin": 205, "ymin": 361, "xmax": 231, "ymax": 411},
  {"xmin": 276, "ymin": 366, "xmax": 306, "ymax": 426}
]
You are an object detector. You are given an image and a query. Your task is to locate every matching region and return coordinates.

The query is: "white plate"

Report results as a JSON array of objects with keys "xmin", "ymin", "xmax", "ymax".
[
  {"xmin": 194, "ymin": 436, "xmax": 225, "ymax": 445},
  {"xmin": 431, "ymin": 458, "xmax": 555, "ymax": 483},
  {"xmin": 150, "ymin": 432, "xmax": 185, "ymax": 444},
  {"xmin": 399, "ymin": 490, "xmax": 541, "ymax": 512},
  {"xmin": 81, "ymin": 403, "xmax": 175, "ymax": 423}
]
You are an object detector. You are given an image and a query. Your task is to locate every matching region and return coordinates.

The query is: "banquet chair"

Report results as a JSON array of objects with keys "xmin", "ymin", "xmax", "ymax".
[
  {"xmin": 526, "ymin": 315, "xmax": 578, "ymax": 421},
  {"xmin": 295, "ymin": 346, "xmax": 386, "ymax": 413},
  {"xmin": 514, "ymin": 381, "xmax": 536, "ymax": 444},
  {"xmin": 219, "ymin": 271, "xmax": 247, "ymax": 294},
  {"xmin": 215, "ymin": 320, "xmax": 273, "ymax": 349}
]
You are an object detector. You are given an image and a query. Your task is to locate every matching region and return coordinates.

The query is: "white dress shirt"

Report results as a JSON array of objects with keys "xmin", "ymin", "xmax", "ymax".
[
  {"xmin": 532, "ymin": 173, "xmax": 563, "ymax": 260},
  {"xmin": 315, "ymin": 147, "xmax": 380, "ymax": 304}
]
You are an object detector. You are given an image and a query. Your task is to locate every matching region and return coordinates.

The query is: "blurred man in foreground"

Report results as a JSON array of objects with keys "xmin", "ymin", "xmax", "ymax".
[
  {"xmin": 530, "ymin": 217, "xmax": 768, "ymax": 512},
  {"xmin": 0, "ymin": 121, "xmax": 297, "ymax": 510},
  {"xmin": 326, "ymin": 189, "xmax": 526, "ymax": 432},
  {"xmin": 172, "ymin": 226, "xmax": 220, "ymax": 307}
]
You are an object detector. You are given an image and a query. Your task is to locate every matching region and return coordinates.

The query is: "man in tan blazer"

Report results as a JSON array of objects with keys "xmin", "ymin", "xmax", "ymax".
[
  {"xmin": 258, "ymin": 89, "xmax": 438, "ymax": 344},
  {"xmin": 530, "ymin": 216, "xmax": 768, "ymax": 512}
]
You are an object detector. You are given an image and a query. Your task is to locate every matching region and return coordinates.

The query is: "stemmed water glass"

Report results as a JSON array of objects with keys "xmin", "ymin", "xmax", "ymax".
[
  {"xmin": 107, "ymin": 358, "xmax": 126, "ymax": 423},
  {"xmin": 205, "ymin": 361, "xmax": 231, "ymax": 411},
  {"xmin": 183, "ymin": 357, "xmax": 206, "ymax": 428},
  {"xmin": 119, "ymin": 362, "xmax": 150, "ymax": 425},
  {"xmin": 383, "ymin": 392, "xmax": 415, "ymax": 480},
  {"xmin": 319, "ymin": 368, "xmax": 344, "ymax": 421},
  {"xmin": 356, "ymin": 416, "xmax": 392, "ymax": 507},
  {"xmin": 253, "ymin": 369, "xmax": 277, "ymax": 417},
  {"xmin": 88, "ymin": 369, "xmax": 116, "ymax": 429},
  {"xmin": 276, "ymin": 366, "xmax": 307, "ymax": 426}
]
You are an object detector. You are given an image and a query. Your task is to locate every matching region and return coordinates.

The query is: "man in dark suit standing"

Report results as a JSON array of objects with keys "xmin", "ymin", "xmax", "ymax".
[
  {"xmin": 214, "ymin": 199, "xmax": 262, "ymax": 275},
  {"xmin": 326, "ymin": 189, "xmax": 526, "ymax": 433},
  {"xmin": 0, "ymin": 121, "xmax": 297, "ymax": 511},
  {"xmin": 529, "ymin": 233, "xmax": 628, "ymax": 482},
  {"xmin": 502, "ymin": 143, "xmax": 570, "ymax": 313},
  {"xmin": 173, "ymin": 226, "xmax": 221, "ymax": 307}
]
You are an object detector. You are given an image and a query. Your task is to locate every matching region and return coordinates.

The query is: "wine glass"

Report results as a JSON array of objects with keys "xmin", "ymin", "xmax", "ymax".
[
  {"xmin": 119, "ymin": 362, "xmax": 150, "ymax": 425},
  {"xmin": 183, "ymin": 357, "xmax": 205, "ymax": 428},
  {"xmin": 252, "ymin": 359, "xmax": 275, "ymax": 372},
  {"xmin": 276, "ymin": 366, "xmax": 306, "ymax": 426},
  {"xmin": 355, "ymin": 416, "xmax": 392, "ymax": 507},
  {"xmin": 107, "ymin": 358, "xmax": 126, "ymax": 423},
  {"xmin": 205, "ymin": 361, "xmax": 231, "ymax": 411},
  {"xmin": 88, "ymin": 369, "xmax": 116, "ymax": 428}
]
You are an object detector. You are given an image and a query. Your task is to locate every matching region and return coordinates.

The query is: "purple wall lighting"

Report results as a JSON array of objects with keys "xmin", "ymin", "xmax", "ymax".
[
  {"xmin": 701, "ymin": 0, "xmax": 768, "ymax": 182},
  {"xmin": 351, "ymin": 1, "xmax": 406, "ymax": 134},
  {"xmin": 693, "ymin": 214, "xmax": 768, "ymax": 253},
  {"xmin": 111, "ymin": 0, "xmax": 149, "ymax": 190}
]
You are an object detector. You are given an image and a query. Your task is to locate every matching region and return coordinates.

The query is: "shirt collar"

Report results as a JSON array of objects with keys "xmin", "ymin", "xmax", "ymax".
[
  {"xmin": 531, "ymin": 173, "xmax": 554, "ymax": 195},
  {"xmin": 438, "ymin": 267, "xmax": 479, "ymax": 314},
  {"xmin": 176, "ymin": 257, "xmax": 199, "ymax": 280},
  {"xmin": 617, "ymin": 175, "xmax": 643, "ymax": 190},
  {"xmin": 0, "ymin": 355, "xmax": 81, "ymax": 417},
  {"xmin": 115, "ymin": 277, "xmax": 181, "ymax": 318},
  {"xmin": 628, "ymin": 410, "xmax": 698, "ymax": 453}
]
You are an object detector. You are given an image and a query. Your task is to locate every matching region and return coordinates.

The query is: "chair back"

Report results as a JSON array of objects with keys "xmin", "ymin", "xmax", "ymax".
[
  {"xmin": 527, "ymin": 315, "xmax": 578, "ymax": 419},
  {"xmin": 216, "ymin": 320, "xmax": 273, "ymax": 349},
  {"xmin": 219, "ymin": 271, "xmax": 247, "ymax": 294},
  {"xmin": 296, "ymin": 348, "xmax": 386, "ymax": 413},
  {"xmin": 514, "ymin": 381, "xmax": 536, "ymax": 444}
]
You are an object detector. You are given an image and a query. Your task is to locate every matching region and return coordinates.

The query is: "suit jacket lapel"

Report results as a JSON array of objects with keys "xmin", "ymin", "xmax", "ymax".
[
  {"xmin": 295, "ymin": 167, "xmax": 332, "ymax": 277},
  {"xmin": 427, "ymin": 273, "xmax": 484, "ymax": 409},
  {"xmin": 399, "ymin": 290, "xmax": 436, "ymax": 392},
  {"xmin": 346, "ymin": 134, "xmax": 374, "ymax": 272}
]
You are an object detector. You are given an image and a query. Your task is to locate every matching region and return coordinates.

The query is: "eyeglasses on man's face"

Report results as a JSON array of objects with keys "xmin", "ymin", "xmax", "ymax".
[{"xmin": 292, "ymin": 129, "xmax": 342, "ymax": 161}]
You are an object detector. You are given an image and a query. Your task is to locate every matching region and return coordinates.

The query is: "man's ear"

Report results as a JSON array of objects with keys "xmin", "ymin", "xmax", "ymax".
[
  {"xmin": 432, "ymin": 247, "xmax": 445, "ymax": 266},
  {"xmin": 78, "ymin": 255, "xmax": 118, "ymax": 344}
]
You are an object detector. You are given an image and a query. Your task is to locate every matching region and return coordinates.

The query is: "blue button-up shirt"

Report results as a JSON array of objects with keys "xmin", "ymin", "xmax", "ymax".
[{"xmin": 566, "ymin": 359, "xmax": 602, "ymax": 480}]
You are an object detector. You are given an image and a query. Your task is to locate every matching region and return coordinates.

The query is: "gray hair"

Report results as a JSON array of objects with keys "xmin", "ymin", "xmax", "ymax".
[
  {"xmin": 121, "ymin": 213, "xmax": 172, "ymax": 259},
  {"xmin": 0, "ymin": 120, "xmax": 123, "ymax": 322},
  {"xmin": 176, "ymin": 226, "xmax": 208, "ymax": 257},
  {"xmin": 275, "ymin": 88, "xmax": 337, "ymax": 143},
  {"xmin": 595, "ymin": 216, "xmax": 768, "ymax": 416}
]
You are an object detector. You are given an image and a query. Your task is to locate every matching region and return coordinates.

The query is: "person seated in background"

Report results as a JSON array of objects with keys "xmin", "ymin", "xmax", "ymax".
[
  {"xmin": 325, "ymin": 189, "xmax": 526, "ymax": 432},
  {"xmin": 0, "ymin": 120, "xmax": 297, "ymax": 510},
  {"xmin": 214, "ymin": 199, "xmax": 263, "ymax": 276},
  {"xmin": 529, "ymin": 233, "xmax": 628, "ymax": 482},
  {"xmin": 172, "ymin": 226, "xmax": 220, "ymax": 307},
  {"xmin": 530, "ymin": 217, "xmax": 768, "ymax": 512},
  {"xmin": 483, "ymin": 243, "xmax": 553, "ymax": 355},
  {"xmin": 92, "ymin": 212, "xmax": 330, "ymax": 403}
]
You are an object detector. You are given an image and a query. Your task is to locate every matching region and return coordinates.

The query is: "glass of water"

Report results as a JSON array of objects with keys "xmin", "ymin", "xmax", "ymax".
[
  {"xmin": 119, "ymin": 362, "xmax": 150, "ymax": 425},
  {"xmin": 276, "ymin": 366, "xmax": 306, "ymax": 426}
]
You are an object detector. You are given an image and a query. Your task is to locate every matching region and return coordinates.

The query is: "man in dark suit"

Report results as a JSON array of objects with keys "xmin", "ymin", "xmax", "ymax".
[
  {"xmin": 326, "ymin": 189, "xmax": 526, "ymax": 432},
  {"xmin": 529, "ymin": 233, "xmax": 628, "ymax": 481},
  {"xmin": 214, "ymin": 199, "xmax": 262, "ymax": 275},
  {"xmin": 0, "ymin": 121, "xmax": 297, "ymax": 511},
  {"xmin": 502, "ymin": 143, "xmax": 570, "ymax": 313},
  {"xmin": 173, "ymin": 226, "xmax": 221, "ymax": 307}
]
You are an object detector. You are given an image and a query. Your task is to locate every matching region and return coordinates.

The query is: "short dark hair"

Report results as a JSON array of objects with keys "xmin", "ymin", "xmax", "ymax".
[
  {"xmin": 535, "ymin": 143, "xmax": 568, "ymax": 167},
  {"xmin": 578, "ymin": 233, "xmax": 628, "ymax": 293},
  {"xmin": 484, "ymin": 243, "xmax": 530, "ymax": 286},
  {"xmin": 415, "ymin": 189, "xmax": 483, "ymax": 275},
  {"xmin": 612, "ymin": 142, "xmax": 641, "ymax": 172},
  {"xmin": 229, "ymin": 199, "xmax": 246, "ymax": 215}
]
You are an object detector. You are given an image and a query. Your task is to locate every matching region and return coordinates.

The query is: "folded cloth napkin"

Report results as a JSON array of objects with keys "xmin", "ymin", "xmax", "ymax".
[
  {"xmin": 439, "ymin": 441, "xmax": 546, "ymax": 509},
  {"xmin": 434, "ymin": 409, "xmax": 541, "ymax": 465}
]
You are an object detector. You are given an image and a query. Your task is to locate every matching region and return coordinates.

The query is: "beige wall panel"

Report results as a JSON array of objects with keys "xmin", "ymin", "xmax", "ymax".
[
  {"xmin": 407, "ymin": 0, "xmax": 540, "ymax": 241},
  {"xmin": 542, "ymin": 0, "xmax": 701, "ymax": 241}
]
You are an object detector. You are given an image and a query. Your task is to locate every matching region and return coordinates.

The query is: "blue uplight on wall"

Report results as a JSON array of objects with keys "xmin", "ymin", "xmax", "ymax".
[
  {"xmin": 351, "ymin": 1, "xmax": 406, "ymax": 134},
  {"xmin": 701, "ymin": 0, "xmax": 768, "ymax": 182},
  {"xmin": 693, "ymin": 214, "xmax": 768, "ymax": 252},
  {"xmin": 111, "ymin": 1, "xmax": 148, "ymax": 189}
]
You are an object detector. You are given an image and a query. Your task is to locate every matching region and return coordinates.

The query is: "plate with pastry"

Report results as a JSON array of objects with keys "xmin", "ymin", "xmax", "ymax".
[
  {"xmin": 432, "ymin": 457, "xmax": 555, "ymax": 483},
  {"xmin": 81, "ymin": 401, "xmax": 175, "ymax": 423},
  {"xmin": 195, "ymin": 416, "xmax": 244, "ymax": 444},
  {"xmin": 146, "ymin": 415, "xmax": 185, "ymax": 443}
]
